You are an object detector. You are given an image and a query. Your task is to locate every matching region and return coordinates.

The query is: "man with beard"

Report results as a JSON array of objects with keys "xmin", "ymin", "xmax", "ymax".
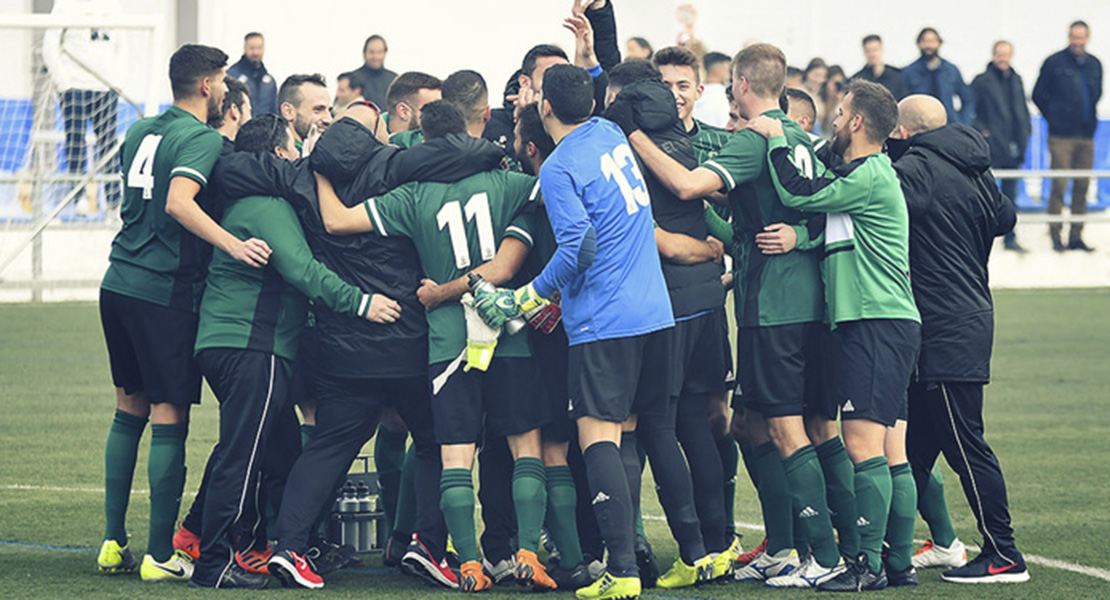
[
  {"xmin": 227, "ymin": 32, "xmax": 276, "ymax": 115},
  {"xmin": 903, "ymin": 28, "xmax": 975, "ymax": 126},
  {"xmin": 96, "ymin": 43, "xmax": 272, "ymax": 581},
  {"xmin": 278, "ymin": 74, "xmax": 332, "ymax": 153},
  {"xmin": 351, "ymin": 34, "xmax": 396, "ymax": 110},
  {"xmin": 386, "ymin": 72, "xmax": 443, "ymax": 137}
]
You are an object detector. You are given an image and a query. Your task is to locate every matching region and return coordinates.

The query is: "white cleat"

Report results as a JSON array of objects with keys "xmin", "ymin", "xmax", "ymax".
[
  {"xmin": 765, "ymin": 553, "xmax": 845, "ymax": 588},
  {"xmin": 733, "ymin": 548, "xmax": 800, "ymax": 581},
  {"xmin": 913, "ymin": 539, "xmax": 968, "ymax": 569}
]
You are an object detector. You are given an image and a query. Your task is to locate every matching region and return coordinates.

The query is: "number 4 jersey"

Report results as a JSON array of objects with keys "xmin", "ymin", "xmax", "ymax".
[
  {"xmin": 101, "ymin": 106, "xmax": 224, "ymax": 311},
  {"xmin": 363, "ymin": 169, "xmax": 539, "ymax": 364}
]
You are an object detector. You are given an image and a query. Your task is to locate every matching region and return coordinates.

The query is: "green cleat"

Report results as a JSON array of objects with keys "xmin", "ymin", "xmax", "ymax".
[
  {"xmin": 657, "ymin": 555, "xmax": 714, "ymax": 589},
  {"xmin": 575, "ymin": 570, "xmax": 641, "ymax": 600},
  {"xmin": 97, "ymin": 539, "xmax": 138, "ymax": 574}
]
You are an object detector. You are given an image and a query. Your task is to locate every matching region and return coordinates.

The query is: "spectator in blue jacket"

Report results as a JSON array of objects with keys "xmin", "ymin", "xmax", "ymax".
[
  {"xmin": 904, "ymin": 28, "xmax": 975, "ymax": 126},
  {"xmin": 227, "ymin": 32, "xmax": 278, "ymax": 115}
]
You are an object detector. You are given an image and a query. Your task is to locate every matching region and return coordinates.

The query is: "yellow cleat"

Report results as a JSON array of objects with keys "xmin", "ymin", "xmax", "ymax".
[
  {"xmin": 140, "ymin": 550, "xmax": 194, "ymax": 582},
  {"xmin": 575, "ymin": 570, "xmax": 641, "ymax": 600},
  {"xmin": 712, "ymin": 535, "xmax": 744, "ymax": 579},
  {"xmin": 97, "ymin": 539, "xmax": 138, "ymax": 574},
  {"xmin": 657, "ymin": 555, "xmax": 714, "ymax": 588}
]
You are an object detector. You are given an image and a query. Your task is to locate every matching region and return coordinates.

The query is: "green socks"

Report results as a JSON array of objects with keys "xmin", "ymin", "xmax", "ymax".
[
  {"xmin": 885, "ymin": 462, "xmax": 917, "ymax": 572},
  {"xmin": 783, "ymin": 445, "xmax": 839, "ymax": 568},
  {"xmin": 753, "ymin": 442, "xmax": 793, "ymax": 555},
  {"xmin": 440, "ymin": 469, "xmax": 478, "ymax": 563},
  {"xmin": 512, "ymin": 458, "xmax": 548, "ymax": 553},
  {"xmin": 816, "ymin": 437, "xmax": 860, "ymax": 558},
  {"xmin": 148, "ymin": 422, "xmax": 188, "ymax": 562},
  {"xmin": 392, "ymin": 446, "xmax": 418, "ymax": 539},
  {"xmin": 374, "ymin": 427, "xmax": 408, "ymax": 532},
  {"xmin": 545, "ymin": 465, "xmax": 584, "ymax": 566},
  {"xmin": 103, "ymin": 409, "xmax": 147, "ymax": 545},
  {"xmin": 716, "ymin": 434, "xmax": 740, "ymax": 536},
  {"xmin": 918, "ymin": 463, "xmax": 957, "ymax": 547},
  {"xmin": 299, "ymin": 424, "xmax": 316, "ymax": 449},
  {"xmin": 853, "ymin": 456, "xmax": 892, "ymax": 573}
]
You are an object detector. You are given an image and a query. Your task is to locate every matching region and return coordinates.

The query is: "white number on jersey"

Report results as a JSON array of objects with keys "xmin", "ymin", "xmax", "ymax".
[
  {"xmin": 600, "ymin": 143, "xmax": 650, "ymax": 215},
  {"xmin": 790, "ymin": 143, "xmax": 815, "ymax": 180},
  {"xmin": 437, "ymin": 192, "xmax": 497, "ymax": 270},
  {"xmin": 126, "ymin": 134, "xmax": 163, "ymax": 200}
]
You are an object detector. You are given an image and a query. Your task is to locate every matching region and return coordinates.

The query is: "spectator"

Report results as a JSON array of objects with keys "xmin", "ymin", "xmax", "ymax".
[
  {"xmin": 802, "ymin": 58, "xmax": 827, "ymax": 99},
  {"xmin": 227, "ymin": 32, "xmax": 277, "ymax": 115},
  {"xmin": 351, "ymin": 34, "xmax": 397, "ymax": 110},
  {"xmin": 333, "ymin": 71, "xmax": 365, "ymax": 117},
  {"xmin": 693, "ymin": 51, "xmax": 731, "ymax": 128},
  {"xmin": 904, "ymin": 27, "xmax": 975, "ymax": 125},
  {"xmin": 785, "ymin": 66, "xmax": 804, "ymax": 89},
  {"xmin": 384, "ymin": 72, "xmax": 442, "ymax": 135},
  {"xmin": 818, "ymin": 65, "xmax": 846, "ymax": 135},
  {"xmin": 1032, "ymin": 20, "xmax": 1103, "ymax": 252},
  {"xmin": 971, "ymin": 41, "xmax": 1031, "ymax": 253},
  {"xmin": 626, "ymin": 36, "xmax": 653, "ymax": 60},
  {"xmin": 853, "ymin": 34, "xmax": 907, "ymax": 100}
]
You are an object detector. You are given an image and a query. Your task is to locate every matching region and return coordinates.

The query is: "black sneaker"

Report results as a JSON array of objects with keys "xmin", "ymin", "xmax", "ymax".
[
  {"xmin": 400, "ymin": 534, "xmax": 460, "ymax": 589},
  {"xmin": 1053, "ymin": 239, "xmax": 1067, "ymax": 252},
  {"xmin": 885, "ymin": 564, "xmax": 918, "ymax": 587},
  {"xmin": 817, "ymin": 552, "xmax": 887, "ymax": 592},
  {"xmin": 383, "ymin": 534, "xmax": 407, "ymax": 568},
  {"xmin": 549, "ymin": 561, "xmax": 593, "ymax": 590},
  {"xmin": 1003, "ymin": 237, "xmax": 1028, "ymax": 253},
  {"xmin": 304, "ymin": 538, "xmax": 355, "ymax": 576},
  {"xmin": 635, "ymin": 534, "xmax": 659, "ymax": 589},
  {"xmin": 1068, "ymin": 240, "xmax": 1096, "ymax": 253},
  {"xmin": 205, "ymin": 562, "xmax": 269, "ymax": 589},
  {"xmin": 942, "ymin": 551, "xmax": 1030, "ymax": 584}
]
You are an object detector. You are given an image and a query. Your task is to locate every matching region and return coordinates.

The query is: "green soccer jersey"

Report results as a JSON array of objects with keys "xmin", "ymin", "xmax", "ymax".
[
  {"xmin": 101, "ymin": 106, "xmax": 224, "ymax": 311},
  {"xmin": 364, "ymin": 170, "xmax": 540, "ymax": 364},
  {"xmin": 700, "ymin": 108, "xmax": 824, "ymax": 328},
  {"xmin": 765, "ymin": 136, "xmax": 920, "ymax": 327},
  {"xmin": 195, "ymin": 196, "xmax": 369, "ymax": 360},
  {"xmin": 390, "ymin": 129, "xmax": 424, "ymax": 148}
]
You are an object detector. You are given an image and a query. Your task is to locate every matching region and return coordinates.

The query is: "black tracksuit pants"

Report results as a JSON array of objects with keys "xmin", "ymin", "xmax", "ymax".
[{"xmin": 906, "ymin": 381, "xmax": 1020, "ymax": 562}]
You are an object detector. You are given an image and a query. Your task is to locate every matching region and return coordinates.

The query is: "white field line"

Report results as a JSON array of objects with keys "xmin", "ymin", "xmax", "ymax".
[{"xmin": 1, "ymin": 484, "xmax": 196, "ymax": 496}]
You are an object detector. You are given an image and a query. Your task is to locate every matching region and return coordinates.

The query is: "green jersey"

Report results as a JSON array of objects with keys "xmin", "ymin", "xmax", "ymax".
[
  {"xmin": 390, "ymin": 129, "xmax": 424, "ymax": 148},
  {"xmin": 195, "ymin": 196, "xmax": 368, "ymax": 360},
  {"xmin": 765, "ymin": 136, "xmax": 920, "ymax": 327},
  {"xmin": 364, "ymin": 170, "xmax": 540, "ymax": 364},
  {"xmin": 700, "ymin": 109, "xmax": 824, "ymax": 328}
]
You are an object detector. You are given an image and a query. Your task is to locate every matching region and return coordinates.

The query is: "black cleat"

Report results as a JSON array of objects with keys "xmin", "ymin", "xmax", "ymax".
[
  {"xmin": 383, "ymin": 534, "xmax": 407, "ymax": 568},
  {"xmin": 885, "ymin": 564, "xmax": 918, "ymax": 587},
  {"xmin": 635, "ymin": 535, "xmax": 659, "ymax": 589},
  {"xmin": 817, "ymin": 552, "xmax": 887, "ymax": 592},
  {"xmin": 304, "ymin": 538, "xmax": 355, "ymax": 576},
  {"xmin": 192, "ymin": 562, "xmax": 269, "ymax": 589},
  {"xmin": 942, "ymin": 551, "xmax": 1030, "ymax": 584},
  {"xmin": 549, "ymin": 561, "xmax": 594, "ymax": 590}
]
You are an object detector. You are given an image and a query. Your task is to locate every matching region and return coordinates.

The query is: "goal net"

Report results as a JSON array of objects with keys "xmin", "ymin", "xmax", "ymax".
[{"xmin": 0, "ymin": 12, "xmax": 163, "ymax": 301}]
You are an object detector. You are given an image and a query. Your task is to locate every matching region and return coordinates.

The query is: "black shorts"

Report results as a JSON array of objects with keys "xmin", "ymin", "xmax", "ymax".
[
  {"xmin": 672, "ymin": 310, "xmax": 728, "ymax": 398},
  {"xmin": 567, "ymin": 327, "xmax": 673, "ymax": 423},
  {"xmin": 733, "ymin": 322, "xmax": 822, "ymax": 418},
  {"xmin": 531, "ymin": 324, "xmax": 574, "ymax": 444},
  {"xmin": 833, "ymin": 319, "xmax": 920, "ymax": 427},
  {"xmin": 429, "ymin": 357, "xmax": 549, "ymax": 445},
  {"xmin": 99, "ymin": 288, "xmax": 201, "ymax": 406},
  {"xmin": 803, "ymin": 325, "xmax": 840, "ymax": 421},
  {"xmin": 721, "ymin": 310, "xmax": 736, "ymax": 387}
]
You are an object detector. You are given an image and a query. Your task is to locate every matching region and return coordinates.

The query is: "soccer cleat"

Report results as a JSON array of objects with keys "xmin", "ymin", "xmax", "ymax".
[
  {"xmin": 304, "ymin": 538, "xmax": 355, "ymax": 575},
  {"xmin": 885, "ymin": 564, "xmax": 919, "ymax": 587},
  {"xmin": 912, "ymin": 538, "xmax": 968, "ymax": 569},
  {"xmin": 765, "ymin": 553, "xmax": 844, "ymax": 588},
  {"xmin": 139, "ymin": 550, "xmax": 194, "ymax": 582},
  {"xmin": 172, "ymin": 525, "xmax": 201, "ymax": 562},
  {"xmin": 657, "ymin": 555, "xmax": 714, "ymax": 588},
  {"xmin": 383, "ymin": 534, "xmax": 407, "ymax": 568},
  {"xmin": 401, "ymin": 535, "xmax": 460, "ymax": 589},
  {"xmin": 541, "ymin": 527, "xmax": 561, "ymax": 565},
  {"xmin": 711, "ymin": 535, "xmax": 744, "ymax": 580},
  {"xmin": 816, "ymin": 552, "xmax": 887, "ymax": 592},
  {"xmin": 515, "ymin": 549, "xmax": 558, "ymax": 590},
  {"xmin": 941, "ymin": 551, "xmax": 1030, "ymax": 584},
  {"xmin": 460, "ymin": 560, "xmax": 492, "ymax": 592},
  {"xmin": 270, "ymin": 549, "xmax": 324, "ymax": 589},
  {"xmin": 575, "ymin": 570, "xmax": 641, "ymax": 600},
  {"xmin": 482, "ymin": 556, "xmax": 516, "ymax": 585},
  {"xmin": 97, "ymin": 539, "xmax": 138, "ymax": 574},
  {"xmin": 736, "ymin": 537, "xmax": 767, "ymax": 566},
  {"xmin": 550, "ymin": 562, "xmax": 594, "ymax": 590},
  {"xmin": 235, "ymin": 546, "xmax": 273, "ymax": 575},
  {"xmin": 634, "ymin": 535, "xmax": 659, "ymax": 589},
  {"xmin": 189, "ymin": 562, "xmax": 269, "ymax": 589},
  {"xmin": 733, "ymin": 547, "xmax": 799, "ymax": 581}
]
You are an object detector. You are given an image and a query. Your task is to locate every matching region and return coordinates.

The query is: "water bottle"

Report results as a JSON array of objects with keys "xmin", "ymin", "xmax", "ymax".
[
  {"xmin": 356, "ymin": 481, "xmax": 372, "ymax": 552},
  {"xmin": 338, "ymin": 482, "xmax": 359, "ymax": 547},
  {"xmin": 467, "ymin": 273, "xmax": 525, "ymax": 334}
]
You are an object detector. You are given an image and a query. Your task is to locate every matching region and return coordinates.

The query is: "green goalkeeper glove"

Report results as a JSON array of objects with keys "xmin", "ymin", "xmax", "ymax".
[{"xmin": 474, "ymin": 282, "xmax": 547, "ymax": 329}]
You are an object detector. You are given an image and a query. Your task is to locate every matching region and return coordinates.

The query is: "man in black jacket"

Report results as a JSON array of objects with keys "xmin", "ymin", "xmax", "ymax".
[
  {"xmin": 853, "ymin": 35, "xmax": 907, "ymax": 100},
  {"xmin": 890, "ymin": 95, "xmax": 1028, "ymax": 585},
  {"xmin": 972, "ymin": 40, "xmax": 1031, "ymax": 253},
  {"xmin": 1032, "ymin": 21, "xmax": 1103, "ymax": 252}
]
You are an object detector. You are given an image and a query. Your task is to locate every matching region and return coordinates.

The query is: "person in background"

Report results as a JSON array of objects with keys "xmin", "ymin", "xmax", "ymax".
[
  {"xmin": 903, "ymin": 27, "xmax": 975, "ymax": 125},
  {"xmin": 818, "ymin": 65, "xmax": 847, "ymax": 135},
  {"xmin": 853, "ymin": 34, "xmax": 907, "ymax": 100},
  {"xmin": 1033, "ymin": 20, "xmax": 1103, "ymax": 252},
  {"xmin": 626, "ymin": 36, "xmax": 653, "ymax": 60},
  {"xmin": 802, "ymin": 58, "xmax": 827, "ymax": 100},
  {"xmin": 785, "ymin": 66, "xmax": 804, "ymax": 90},
  {"xmin": 693, "ymin": 51, "xmax": 732, "ymax": 128},
  {"xmin": 227, "ymin": 32, "xmax": 277, "ymax": 115},
  {"xmin": 971, "ymin": 40, "xmax": 1031, "ymax": 253},
  {"xmin": 351, "ymin": 34, "xmax": 397, "ymax": 110},
  {"xmin": 332, "ymin": 71, "xmax": 365, "ymax": 117}
]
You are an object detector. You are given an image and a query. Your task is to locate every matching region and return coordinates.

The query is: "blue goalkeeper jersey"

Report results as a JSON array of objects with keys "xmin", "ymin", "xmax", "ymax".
[{"xmin": 533, "ymin": 117, "xmax": 673, "ymax": 345}]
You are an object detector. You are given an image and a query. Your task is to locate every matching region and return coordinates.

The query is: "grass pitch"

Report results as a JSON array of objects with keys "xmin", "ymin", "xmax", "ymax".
[{"xmin": 1, "ymin": 289, "xmax": 1108, "ymax": 599}]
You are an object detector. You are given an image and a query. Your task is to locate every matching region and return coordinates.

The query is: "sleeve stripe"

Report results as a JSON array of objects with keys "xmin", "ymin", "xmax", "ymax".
[
  {"xmin": 506, "ymin": 225, "xmax": 533, "ymax": 246},
  {"xmin": 170, "ymin": 166, "xmax": 208, "ymax": 185},
  {"xmin": 365, "ymin": 197, "xmax": 388, "ymax": 236},
  {"xmin": 529, "ymin": 180, "xmax": 541, "ymax": 201},
  {"xmin": 358, "ymin": 294, "xmax": 370, "ymax": 317},
  {"xmin": 703, "ymin": 160, "xmax": 735, "ymax": 190}
]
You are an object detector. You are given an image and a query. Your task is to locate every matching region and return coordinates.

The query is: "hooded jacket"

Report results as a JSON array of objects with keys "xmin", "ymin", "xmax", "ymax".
[
  {"xmin": 971, "ymin": 62, "xmax": 1031, "ymax": 168},
  {"xmin": 889, "ymin": 123, "xmax": 1016, "ymax": 383}
]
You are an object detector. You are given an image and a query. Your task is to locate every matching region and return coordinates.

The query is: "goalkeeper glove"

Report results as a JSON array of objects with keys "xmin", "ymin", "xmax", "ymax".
[{"xmin": 474, "ymin": 282, "xmax": 547, "ymax": 329}]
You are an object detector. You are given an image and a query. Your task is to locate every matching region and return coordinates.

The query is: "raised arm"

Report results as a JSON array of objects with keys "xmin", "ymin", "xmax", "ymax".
[
  {"xmin": 627, "ymin": 131, "xmax": 724, "ymax": 200},
  {"xmin": 314, "ymin": 171, "xmax": 374, "ymax": 235}
]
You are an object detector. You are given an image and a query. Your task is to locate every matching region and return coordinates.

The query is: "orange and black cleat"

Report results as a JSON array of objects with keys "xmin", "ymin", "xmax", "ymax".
[
  {"xmin": 172, "ymin": 525, "xmax": 201, "ymax": 562},
  {"xmin": 236, "ymin": 546, "xmax": 274, "ymax": 575},
  {"xmin": 460, "ymin": 560, "xmax": 492, "ymax": 592},
  {"xmin": 515, "ymin": 549, "xmax": 557, "ymax": 590}
]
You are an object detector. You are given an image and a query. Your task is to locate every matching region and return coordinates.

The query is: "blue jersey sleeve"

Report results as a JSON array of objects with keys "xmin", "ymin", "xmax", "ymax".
[{"xmin": 532, "ymin": 164, "xmax": 597, "ymax": 299}]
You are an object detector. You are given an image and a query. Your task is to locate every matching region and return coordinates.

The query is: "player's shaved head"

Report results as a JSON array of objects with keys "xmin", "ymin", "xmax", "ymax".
[{"xmin": 898, "ymin": 94, "xmax": 947, "ymax": 137}]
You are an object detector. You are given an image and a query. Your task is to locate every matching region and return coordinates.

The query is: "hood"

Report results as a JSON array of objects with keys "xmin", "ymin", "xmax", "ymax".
[
  {"xmin": 890, "ymin": 123, "xmax": 991, "ymax": 174},
  {"xmin": 605, "ymin": 78, "xmax": 681, "ymax": 133}
]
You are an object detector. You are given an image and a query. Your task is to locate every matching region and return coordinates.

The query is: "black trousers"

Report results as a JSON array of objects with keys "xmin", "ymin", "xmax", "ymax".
[
  {"xmin": 60, "ymin": 89, "xmax": 120, "ymax": 206},
  {"xmin": 906, "ymin": 381, "xmax": 1019, "ymax": 561},
  {"xmin": 192, "ymin": 349, "xmax": 293, "ymax": 587},
  {"xmin": 275, "ymin": 374, "xmax": 446, "ymax": 558}
]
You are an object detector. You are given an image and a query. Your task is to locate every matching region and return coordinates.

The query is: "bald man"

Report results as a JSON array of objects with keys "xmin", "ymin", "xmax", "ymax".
[{"xmin": 888, "ymin": 95, "xmax": 1027, "ymax": 585}]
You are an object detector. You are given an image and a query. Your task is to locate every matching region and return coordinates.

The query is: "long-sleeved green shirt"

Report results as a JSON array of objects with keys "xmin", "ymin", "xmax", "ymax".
[{"xmin": 195, "ymin": 195, "xmax": 370, "ymax": 360}]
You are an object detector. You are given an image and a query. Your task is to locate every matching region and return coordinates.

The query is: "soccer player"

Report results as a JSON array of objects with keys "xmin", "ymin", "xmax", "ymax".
[
  {"xmin": 96, "ymin": 43, "xmax": 271, "ymax": 581},
  {"xmin": 475, "ymin": 63, "xmax": 676, "ymax": 600},
  {"xmin": 313, "ymin": 100, "xmax": 555, "ymax": 593},
  {"xmin": 189, "ymin": 115, "xmax": 389, "ymax": 590},
  {"xmin": 385, "ymin": 71, "xmax": 443, "ymax": 136},
  {"xmin": 747, "ymin": 78, "xmax": 922, "ymax": 591},
  {"xmin": 278, "ymin": 73, "xmax": 332, "ymax": 151},
  {"xmin": 209, "ymin": 77, "xmax": 251, "ymax": 141}
]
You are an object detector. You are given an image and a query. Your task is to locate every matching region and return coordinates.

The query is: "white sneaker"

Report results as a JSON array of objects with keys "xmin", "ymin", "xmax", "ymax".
[
  {"xmin": 733, "ymin": 548, "xmax": 800, "ymax": 581},
  {"xmin": 765, "ymin": 553, "xmax": 844, "ymax": 588},
  {"xmin": 482, "ymin": 556, "xmax": 516, "ymax": 585},
  {"xmin": 912, "ymin": 539, "xmax": 968, "ymax": 569}
]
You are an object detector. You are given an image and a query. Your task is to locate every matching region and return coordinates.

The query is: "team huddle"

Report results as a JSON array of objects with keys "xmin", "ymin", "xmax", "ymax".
[{"xmin": 92, "ymin": 1, "xmax": 1029, "ymax": 597}]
